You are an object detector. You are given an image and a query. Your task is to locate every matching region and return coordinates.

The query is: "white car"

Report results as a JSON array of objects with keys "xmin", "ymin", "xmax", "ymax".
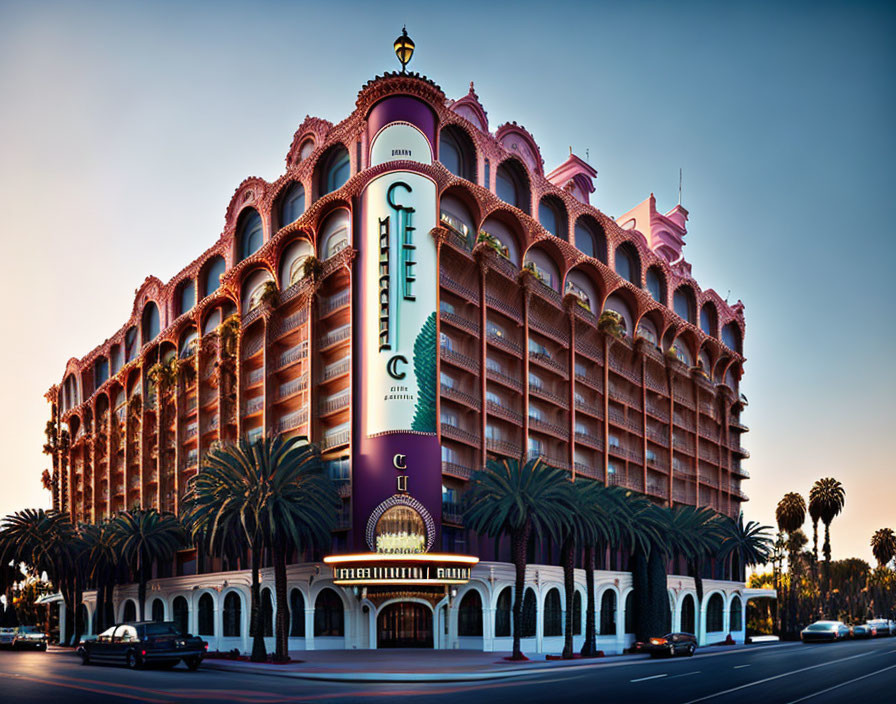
[
  {"xmin": 867, "ymin": 619, "xmax": 895, "ymax": 637},
  {"xmin": 0, "ymin": 627, "xmax": 16, "ymax": 648},
  {"xmin": 12, "ymin": 626, "xmax": 48, "ymax": 651}
]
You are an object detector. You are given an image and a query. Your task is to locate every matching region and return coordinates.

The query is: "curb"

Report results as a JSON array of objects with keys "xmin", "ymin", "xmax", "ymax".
[{"xmin": 200, "ymin": 642, "xmax": 800, "ymax": 683}]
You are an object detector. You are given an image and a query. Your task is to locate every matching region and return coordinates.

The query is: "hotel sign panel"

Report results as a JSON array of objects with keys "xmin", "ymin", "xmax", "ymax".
[{"xmin": 326, "ymin": 555, "xmax": 477, "ymax": 586}]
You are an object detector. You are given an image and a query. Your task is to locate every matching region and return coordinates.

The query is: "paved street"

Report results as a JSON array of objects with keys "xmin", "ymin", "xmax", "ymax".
[{"xmin": 1, "ymin": 638, "xmax": 895, "ymax": 703}]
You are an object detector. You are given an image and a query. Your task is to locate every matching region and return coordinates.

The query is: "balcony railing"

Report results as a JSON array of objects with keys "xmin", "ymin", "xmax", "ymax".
[
  {"xmin": 485, "ymin": 437, "xmax": 521, "ymax": 457},
  {"xmin": 486, "ymin": 400, "xmax": 522, "ymax": 424},
  {"xmin": 321, "ymin": 426, "xmax": 350, "ymax": 451},
  {"xmin": 276, "ymin": 375, "xmax": 308, "ymax": 400},
  {"xmin": 574, "ymin": 430, "xmax": 603, "ymax": 451},
  {"xmin": 276, "ymin": 408, "xmax": 308, "ymax": 433},
  {"xmin": 441, "ymin": 310, "xmax": 480, "ymax": 336},
  {"xmin": 184, "ymin": 423, "xmax": 198, "ymax": 439},
  {"xmin": 320, "ymin": 391, "xmax": 350, "ymax": 415},
  {"xmin": 244, "ymin": 396, "xmax": 264, "ymax": 415},
  {"xmin": 277, "ymin": 343, "xmax": 308, "ymax": 369},
  {"xmin": 484, "ymin": 293, "xmax": 521, "ymax": 322},
  {"xmin": 320, "ymin": 290, "xmax": 350, "ymax": 317},
  {"xmin": 320, "ymin": 324, "xmax": 351, "ymax": 349},
  {"xmin": 486, "ymin": 366, "xmax": 523, "ymax": 392},
  {"xmin": 440, "ymin": 344, "xmax": 478, "ymax": 371},
  {"xmin": 271, "ymin": 309, "xmax": 309, "ymax": 338},
  {"xmin": 442, "ymin": 462, "xmax": 473, "ymax": 480},
  {"xmin": 529, "ymin": 350, "xmax": 567, "ymax": 377},
  {"xmin": 247, "ymin": 368, "xmax": 265, "ymax": 386},
  {"xmin": 441, "ymin": 423, "xmax": 479, "ymax": 446},
  {"xmin": 440, "ymin": 274, "xmax": 479, "ymax": 303},
  {"xmin": 573, "ymin": 462, "xmax": 602, "ymax": 480},
  {"xmin": 487, "ymin": 328, "xmax": 522, "ymax": 355},
  {"xmin": 441, "ymin": 384, "xmax": 481, "ymax": 410},
  {"xmin": 529, "ymin": 384, "xmax": 567, "ymax": 407},
  {"xmin": 322, "ymin": 356, "xmax": 351, "ymax": 382},
  {"xmin": 529, "ymin": 416, "xmax": 569, "ymax": 439}
]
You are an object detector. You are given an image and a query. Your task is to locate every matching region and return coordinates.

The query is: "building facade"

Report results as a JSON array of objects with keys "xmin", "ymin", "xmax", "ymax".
[{"xmin": 45, "ymin": 63, "xmax": 754, "ymax": 652}]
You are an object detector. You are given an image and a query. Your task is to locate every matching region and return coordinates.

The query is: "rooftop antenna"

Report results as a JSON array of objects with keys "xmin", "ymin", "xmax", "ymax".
[
  {"xmin": 678, "ymin": 168, "xmax": 682, "ymax": 205},
  {"xmin": 586, "ymin": 148, "xmax": 590, "ymax": 161}
]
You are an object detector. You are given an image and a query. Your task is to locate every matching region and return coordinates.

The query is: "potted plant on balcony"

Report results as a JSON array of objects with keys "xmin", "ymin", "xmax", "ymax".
[
  {"xmin": 257, "ymin": 280, "xmax": 280, "ymax": 309},
  {"xmin": 597, "ymin": 310, "xmax": 624, "ymax": 339},
  {"xmin": 476, "ymin": 231, "xmax": 509, "ymax": 258},
  {"xmin": 301, "ymin": 255, "xmax": 323, "ymax": 281}
]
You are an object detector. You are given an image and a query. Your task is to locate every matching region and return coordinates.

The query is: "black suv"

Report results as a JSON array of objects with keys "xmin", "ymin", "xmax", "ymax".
[{"xmin": 78, "ymin": 621, "xmax": 207, "ymax": 670}]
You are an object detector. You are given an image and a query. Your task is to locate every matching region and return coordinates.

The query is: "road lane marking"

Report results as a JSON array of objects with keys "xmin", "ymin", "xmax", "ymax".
[
  {"xmin": 733, "ymin": 664, "xmax": 750, "ymax": 669},
  {"xmin": 785, "ymin": 662, "xmax": 896, "ymax": 703},
  {"xmin": 630, "ymin": 674, "xmax": 668, "ymax": 682},
  {"xmin": 680, "ymin": 650, "xmax": 880, "ymax": 703},
  {"xmin": 669, "ymin": 671, "xmax": 701, "ymax": 679}
]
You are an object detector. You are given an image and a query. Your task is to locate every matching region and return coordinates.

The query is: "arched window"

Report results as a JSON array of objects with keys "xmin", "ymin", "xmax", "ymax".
[
  {"xmin": 614, "ymin": 243, "xmax": 640, "ymax": 285},
  {"xmin": 94, "ymin": 357, "xmax": 109, "ymax": 387},
  {"xmin": 646, "ymin": 266, "xmax": 665, "ymax": 303},
  {"xmin": 439, "ymin": 193, "xmax": 476, "ymax": 248},
  {"xmin": 179, "ymin": 329, "xmax": 198, "ymax": 359},
  {"xmin": 261, "ymin": 588, "xmax": 274, "ymax": 637},
  {"xmin": 280, "ymin": 239, "xmax": 315, "ymax": 289},
  {"xmin": 599, "ymin": 590, "xmax": 616, "ymax": 635},
  {"xmin": 439, "ymin": 126, "xmax": 476, "ymax": 182},
  {"xmin": 495, "ymin": 159, "xmax": 530, "ymax": 214},
  {"xmin": 674, "ymin": 286, "xmax": 697, "ymax": 324},
  {"xmin": 179, "ymin": 280, "xmax": 196, "ymax": 316},
  {"xmin": 198, "ymin": 593, "xmax": 214, "ymax": 636},
  {"xmin": 521, "ymin": 588, "xmax": 537, "ymax": 638},
  {"xmin": 604, "ymin": 292, "xmax": 634, "ymax": 337},
  {"xmin": 538, "ymin": 196, "xmax": 567, "ymax": 240},
  {"xmin": 203, "ymin": 256, "xmax": 226, "ymax": 299},
  {"xmin": 314, "ymin": 588, "xmax": 344, "ymax": 637},
  {"xmin": 680, "ymin": 594, "xmax": 696, "ymax": 633},
  {"xmin": 151, "ymin": 598, "xmax": 165, "ymax": 622},
  {"xmin": 237, "ymin": 209, "xmax": 264, "ymax": 262},
  {"xmin": 124, "ymin": 326, "xmax": 139, "ymax": 362},
  {"xmin": 624, "ymin": 591, "xmax": 635, "ymax": 634},
  {"xmin": 110, "ymin": 344, "xmax": 122, "ymax": 375},
  {"xmin": 318, "ymin": 209, "xmax": 351, "ymax": 260},
  {"xmin": 142, "ymin": 302, "xmax": 160, "ymax": 343},
  {"xmin": 458, "ymin": 590, "xmax": 483, "ymax": 636},
  {"xmin": 317, "ymin": 145, "xmax": 350, "ymax": 198},
  {"xmin": 574, "ymin": 216, "xmax": 607, "ymax": 263},
  {"xmin": 171, "ymin": 596, "xmax": 190, "ymax": 633},
  {"xmin": 573, "ymin": 591, "xmax": 582, "ymax": 636},
  {"xmin": 280, "ymin": 182, "xmax": 305, "ymax": 227},
  {"xmin": 722, "ymin": 323, "xmax": 741, "ymax": 354},
  {"xmin": 707, "ymin": 593, "xmax": 724, "ymax": 632},
  {"xmin": 730, "ymin": 597, "xmax": 743, "ymax": 631},
  {"xmin": 123, "ymin": 600, "xmax": 136, "ymax": 622},
  {"xmin": 289, "ymin": 588, "xmax": 305, "ymax": 637},
  {"xmin": 543, "ymin": 588, "xmax": 562, "ymax": 637},
  {"xmin": 700, "ymin": 304, "xmax": 717, "ymax": 337},
  {"xmin": 223, "ymin": 592, "xmax": 242, "ymax": 637},
  {"xmin": 495, "ymin": 587, "xmax": 512, "ymax": 637}
]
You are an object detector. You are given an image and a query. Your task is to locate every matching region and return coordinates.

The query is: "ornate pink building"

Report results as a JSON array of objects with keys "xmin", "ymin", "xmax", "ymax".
[{"xmin": 43, "ymin": 63, "xmax": 752, "ymax": 653}]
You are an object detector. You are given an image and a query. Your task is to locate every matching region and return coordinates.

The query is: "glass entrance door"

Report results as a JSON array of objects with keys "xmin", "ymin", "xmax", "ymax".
[{"xmin": 377, "ymin": 602, "xmax": 433, "ymax": 648}]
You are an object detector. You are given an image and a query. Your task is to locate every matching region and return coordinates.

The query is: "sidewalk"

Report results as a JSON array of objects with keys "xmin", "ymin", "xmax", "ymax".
[{"xmin": 200, "ymin": 641, "xmax": 796, "ymax": 682}]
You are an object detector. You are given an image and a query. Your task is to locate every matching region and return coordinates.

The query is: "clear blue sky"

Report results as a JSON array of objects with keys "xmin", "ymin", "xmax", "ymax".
[{"xmin": 0, "ymin": 0, "xmax": 893, "ymax": 565}]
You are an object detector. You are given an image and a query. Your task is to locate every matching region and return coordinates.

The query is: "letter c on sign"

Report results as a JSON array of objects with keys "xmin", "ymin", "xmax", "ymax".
[
  {"xmin": 386, "ymin": 354, "xmax": 407, "ymax": 379},
  {"xmin": 393, "ymin": 454, "xmax": 407, "ymax": 470}
]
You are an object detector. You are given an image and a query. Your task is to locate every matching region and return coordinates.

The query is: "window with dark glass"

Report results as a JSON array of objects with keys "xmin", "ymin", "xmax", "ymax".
[
  {"xmin": 314, "ymin": 588, "xmax": 344, "ymax": 637},
  {"xmin": 543, "ymin": 588, "xmax": 562, "ymax": 636},
  {"xmin": 238, "ymin": 209, "xmax": 264, "ymax": 262},
  {"xmin": 495, "ymin": 587, "xmax": 512, "ymax": 637},
  {"xmin": 290, "ymin": 589, "xmax": 305, "ymax": 637},
  {"xmin": 223, "ymin": 592, "xmax": 241, "ymax": 637},
  {"xmin": 521, "ymin": 589, "xmax": 537, "ymax": 637},
  {"xmin": 198, "ymin": 593, "xmax": 214, "ymax": 636},
  {"xmin": 599, "ymin": 590, "xmax": 616, "ymax": 635},
  {"xmin": 280, "ymin": 182, "xmax": 305, "ymax": 227},
  {"xmin": 458, "ymin": 590, "xmax": 483, "ymax": 636},
  {"xmin": 646, "ymin": 267, "xmax": 664, "ymax": 303}
]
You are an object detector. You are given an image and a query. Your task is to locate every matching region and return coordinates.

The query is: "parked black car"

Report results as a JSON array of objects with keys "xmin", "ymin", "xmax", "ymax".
[
  {"xmin": 643, "ymin": 632, "xmax": 697, "ymax": 657},
  {"xmin": 77, "ymin": 621, "xmax": 207, "ymax": 670}
]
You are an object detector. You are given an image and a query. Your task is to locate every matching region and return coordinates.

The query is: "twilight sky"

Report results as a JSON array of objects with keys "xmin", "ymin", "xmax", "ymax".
[{"xmin": 0, "ymin": 1, "xmax": 893, "ymax": 566}]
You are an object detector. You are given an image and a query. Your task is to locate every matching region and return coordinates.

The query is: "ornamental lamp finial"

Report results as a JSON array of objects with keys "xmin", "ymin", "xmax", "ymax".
[{"xmin": 394, "ymin": 26, "xmax": 415, "ymax": 73}]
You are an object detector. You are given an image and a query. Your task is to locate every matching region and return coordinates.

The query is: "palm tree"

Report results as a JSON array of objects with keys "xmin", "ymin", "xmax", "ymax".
[
  {"xmin": 112, "ymin": 509, "xmax": 183, "ymax": 622},
  {"xmin": 556, "ymin": 480, "xmax": 620, "ymax": 658},
  {"xmin": 719, "ymin": 513, "xmax": 773, "ymax": 581},
  {"xmin": 464, "ymin": 456, "xmax": 574, "ymax": 660},
  {"xmin": 81, "ymin": 520, "xmax": 120, "ymax": 633},
  {"xmin": 664, "ymin": 506, "xmax": 727, "ymax": 641},
  {"xmin": 871, "ymin": 528, "xmax": 896, "ymax": 568},
  {"xmin": 182, "ymin": 438, "xmax": 274, "ymax": 662},
  {"xmin": 776, "ymin": 492, "xmax": 806, "ymax": 638},
  {"xmin": 248, "ymin": 436, "xmax": 340, "ymax": 662},
  {"xmin": 0, "ymin": 509, "xmax": 84, "ymax": 644},
  {"xmin": 809, "ymin": 478, "xmax": 845, "ymax": 597}
]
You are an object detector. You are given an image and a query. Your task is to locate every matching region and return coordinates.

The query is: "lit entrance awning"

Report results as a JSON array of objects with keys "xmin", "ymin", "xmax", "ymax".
[{"xmin": 323, "ymin": 553, "xmax": 479, "ymax": 586}]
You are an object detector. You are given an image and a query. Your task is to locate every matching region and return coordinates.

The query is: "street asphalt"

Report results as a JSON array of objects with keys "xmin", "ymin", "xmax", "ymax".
[{"xmin": 1, "ymin": 636, "xmax": 894, "ymax": 703}]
